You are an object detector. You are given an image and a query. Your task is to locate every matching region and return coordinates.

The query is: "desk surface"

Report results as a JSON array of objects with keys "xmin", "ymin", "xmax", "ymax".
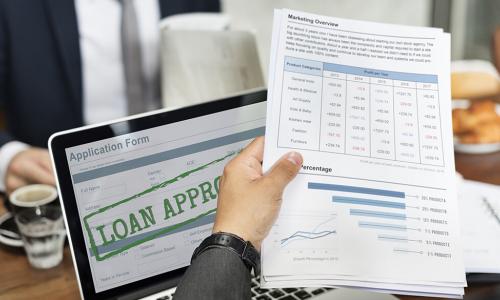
[
  {"xmin": 0, "ymin": 243, "xmax": 80, "ymax": 300},
  {"xmin": 0, "ymin": 152, "xmax": 499, "ymax": 300}
]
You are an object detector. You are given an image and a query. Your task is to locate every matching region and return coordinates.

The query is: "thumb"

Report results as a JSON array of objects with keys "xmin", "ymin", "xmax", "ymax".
[{"xmin": 264, "ymin": 152, "xmax": 303, "ymax": 192}]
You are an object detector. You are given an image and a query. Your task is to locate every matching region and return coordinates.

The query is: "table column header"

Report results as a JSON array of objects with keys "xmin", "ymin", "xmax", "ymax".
[{"xmin": 284, "ymin": 56, "xmax": 323, "ymax": 76}]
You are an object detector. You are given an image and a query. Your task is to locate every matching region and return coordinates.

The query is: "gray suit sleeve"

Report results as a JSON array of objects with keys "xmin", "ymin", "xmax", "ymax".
[{"xmin": 174, "ymin": 247, "xmax": 252, "ymax": 300}]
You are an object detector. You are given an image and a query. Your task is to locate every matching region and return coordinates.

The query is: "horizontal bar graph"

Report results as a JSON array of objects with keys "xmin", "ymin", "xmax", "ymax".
[
  {"xmin": 333, "ymin": 196, "xmax": 405, "ymax": 209},
  {"xmin": 358, "ymin": 221, "xmax": 407, "ymax": 231},
  {"xmin": 350, "ymin": 209, "xmax": 406, "ymax": 220},
  {"xmin": 378, "ymin": 234, "xmax": 410, "ymax": 242},
  {"xmin": 394, "ymin": 248, "xmax": 423, "ymax": 255},
  {"xmin": 378, "ymin": 235, "xmax": 421, "ymax": 243},
  {"xmin": 307, "ymin": 181, "xmax": 419, "ymax": 248},
  {"xmin": 308, "ymin": 182, "xmax": 405, "ymax": 198}
]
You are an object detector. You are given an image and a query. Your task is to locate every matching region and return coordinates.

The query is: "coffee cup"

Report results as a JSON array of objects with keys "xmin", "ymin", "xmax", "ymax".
[
  {"xmin": 9, "ymin": 184, "xmax": 59, "ymax": 214},
  {"xmin": 0, "ymin": 184, "xmax": 59, "ymax": 248}
]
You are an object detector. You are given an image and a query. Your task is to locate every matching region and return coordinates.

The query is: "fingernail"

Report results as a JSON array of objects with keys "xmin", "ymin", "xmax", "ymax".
[{"xmin": 286, "ymin": 152, "xmax": 302, "ymax": 166}]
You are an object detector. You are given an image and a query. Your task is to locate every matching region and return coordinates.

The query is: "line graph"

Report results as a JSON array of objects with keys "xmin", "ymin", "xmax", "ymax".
[
  {"xmin": 280, "ymin": 215, "xmax": 337, "ymax": 248},
  {"xmin": 281, "ymin": 230, "xmax": 336, "ymax": 245}
]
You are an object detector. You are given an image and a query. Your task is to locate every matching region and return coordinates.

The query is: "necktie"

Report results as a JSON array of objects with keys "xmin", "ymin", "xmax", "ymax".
[{"xmin": 120, "ymin": 0, "xmax": 160, "ymax": 115}]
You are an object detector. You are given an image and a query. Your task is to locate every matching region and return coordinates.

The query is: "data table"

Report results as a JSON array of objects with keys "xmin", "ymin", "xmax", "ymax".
[{"xmin": 278, "ymin": 56, "xmax": 444, "ymax": 166}]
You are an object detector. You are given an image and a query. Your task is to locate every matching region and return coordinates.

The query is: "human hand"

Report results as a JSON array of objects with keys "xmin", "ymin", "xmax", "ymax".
[
  {"xmin": 5, "ymin": 148, "xmax": 55, "ymax": 195},
  {"xmin": 212, "ymin": 137, "xmax": 303, "ymax": 251}
]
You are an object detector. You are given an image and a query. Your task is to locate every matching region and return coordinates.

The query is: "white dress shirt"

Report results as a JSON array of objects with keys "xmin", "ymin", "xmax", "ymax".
[{"xmin": 0, "ymin": 0, "xmax": 161, "ymax": 190}]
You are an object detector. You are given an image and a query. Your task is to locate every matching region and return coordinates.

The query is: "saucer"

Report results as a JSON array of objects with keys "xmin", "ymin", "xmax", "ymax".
[{"xmin": 0, "ymin": 212, "xmax": 23, "ymax": 247}]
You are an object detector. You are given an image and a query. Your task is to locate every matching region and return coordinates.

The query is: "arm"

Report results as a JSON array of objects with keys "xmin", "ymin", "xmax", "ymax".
[
  {"xmin": 174, "ymin": 248, "xmax": 251, "ymax": 300},
  {"xmin": 0, "ymin": 3, "xmax": 55, "ymax": 194},
  {"xmin": 174, "ymin": 137, "xmax": 303, "ymax": 300}
]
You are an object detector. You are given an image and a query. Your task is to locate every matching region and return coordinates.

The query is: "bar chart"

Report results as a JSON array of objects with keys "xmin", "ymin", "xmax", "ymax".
[
  {"xmin": 263, "ymin": 175, "xmax": 458, "ymax": 282},
  {"xmin": 308, "ymin": 181, "xmax": 426, "ymax": 251}
]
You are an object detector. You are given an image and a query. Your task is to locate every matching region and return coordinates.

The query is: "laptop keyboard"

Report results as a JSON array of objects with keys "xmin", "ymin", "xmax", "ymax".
[
  {"xmin": 250, "ymin": 278, "xmax": 333, "ymax": 300},
  {"xmin": 155, "ymin": 278, "xmax": 333, "ymax": 300}
]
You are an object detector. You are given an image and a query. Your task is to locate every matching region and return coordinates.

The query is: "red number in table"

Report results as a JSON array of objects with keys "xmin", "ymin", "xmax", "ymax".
[{"xmin": 351, "ymin": 146, "xmax": 366, "ymax": 152}]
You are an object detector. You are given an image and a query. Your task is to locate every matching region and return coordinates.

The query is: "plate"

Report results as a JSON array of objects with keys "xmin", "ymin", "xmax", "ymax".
[
  {"xmin": 452, "ymin": 99, "xmax": 500, "ymax": 154},
  {"xmin": 0, "ymin": 212, "xmax": 23, "ymax": 247}
]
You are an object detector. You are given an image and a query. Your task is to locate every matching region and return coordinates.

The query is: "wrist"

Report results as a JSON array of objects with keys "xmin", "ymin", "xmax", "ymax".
[
  {"xmin": 193, "ymin": 232, "xmax": 261, "ymax": 276},
  {"xmin": 212, "ymin": 225, "xmax": 261, "ymax": 251}
]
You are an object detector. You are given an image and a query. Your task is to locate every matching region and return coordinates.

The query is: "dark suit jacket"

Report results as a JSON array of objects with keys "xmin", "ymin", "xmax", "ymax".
[
  {"xmin": 0, "ymin": 0, "xmax": 220, "ymax": 148},
  {"xmin": 174, "ymin": 248, "xmax": 252, "ymax": 300}
]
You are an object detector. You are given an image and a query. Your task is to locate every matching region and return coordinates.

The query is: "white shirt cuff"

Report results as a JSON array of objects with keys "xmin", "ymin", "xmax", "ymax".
[{"xmin": 0, "ymin": 141, "xmax": 29, "ymax": 191}]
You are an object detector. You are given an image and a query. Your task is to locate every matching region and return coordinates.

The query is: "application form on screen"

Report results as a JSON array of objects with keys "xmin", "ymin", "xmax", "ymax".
[{"xmin": 65, "ymin": 102, "xmax": 266, "ymax": 292}]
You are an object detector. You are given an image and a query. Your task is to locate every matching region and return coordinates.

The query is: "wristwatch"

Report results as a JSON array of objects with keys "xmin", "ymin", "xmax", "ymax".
[{"xmin": 191, "ymin": 232, "xmax": 261, "ymax": 276}]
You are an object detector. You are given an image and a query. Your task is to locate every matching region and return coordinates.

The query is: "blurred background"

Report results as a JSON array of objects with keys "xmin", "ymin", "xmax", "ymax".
[
  {"xmin": 4, "ymin": 0, "xmax": 499, "ymax": 147},
  {"xmin": 2, "ymin": 0, "xmax": 498, "ymax": 118},
  {"xmin": 224, "ymin": 0, "xmax": 499, "ymax": 77}
]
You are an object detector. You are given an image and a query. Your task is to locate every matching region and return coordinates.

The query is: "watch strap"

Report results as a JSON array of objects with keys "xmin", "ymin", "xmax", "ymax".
[{"xmin": 192, "ymin": 232, "xmax": 261, "ymax": 276}]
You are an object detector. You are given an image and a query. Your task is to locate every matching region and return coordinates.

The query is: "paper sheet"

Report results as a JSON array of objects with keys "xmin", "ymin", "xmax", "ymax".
[
  {"xmin": 458, "ymin": 180, "xmax": 500, "ymax": 273},
  {"xmin": 262, "ymin": 9, "xmax": 466, "ymax": 298}
]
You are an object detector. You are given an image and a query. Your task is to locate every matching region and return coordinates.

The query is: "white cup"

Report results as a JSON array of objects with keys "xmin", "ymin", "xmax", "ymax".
[{"xmin": 9, "ymin": 184, "xmax": 58, "ymax": 213}]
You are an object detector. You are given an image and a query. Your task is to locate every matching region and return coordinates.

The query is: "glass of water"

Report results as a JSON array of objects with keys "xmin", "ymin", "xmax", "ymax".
[{"xmin": 15, "ymin": 206, "xmax": 66, "ymax": 269}]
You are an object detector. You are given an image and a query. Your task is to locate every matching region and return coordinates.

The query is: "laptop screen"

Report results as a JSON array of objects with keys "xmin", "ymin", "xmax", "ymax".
[{"xmin": 63, "ymin": 99, "xmax": 265, "ymax": 293}]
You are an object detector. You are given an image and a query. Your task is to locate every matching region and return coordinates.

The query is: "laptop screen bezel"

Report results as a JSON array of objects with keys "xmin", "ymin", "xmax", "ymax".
[{"xmin": 49, "ymin": 90, "xmax": 267, "ymax": 300}]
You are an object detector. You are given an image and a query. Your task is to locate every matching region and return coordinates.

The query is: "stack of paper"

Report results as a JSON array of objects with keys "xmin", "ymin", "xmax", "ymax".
[
  {"xmin": 261, "ymin": 9, "xmax": 466, "ymax": 298},
  {"xmin": 458, "ymin": 179, "xmax": 500, "ymax": 273}
]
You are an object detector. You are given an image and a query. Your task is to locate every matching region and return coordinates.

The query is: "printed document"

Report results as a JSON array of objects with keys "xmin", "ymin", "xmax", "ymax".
[
  {"xmin": 262, "ymin": 9, "xmax": 466, "ymax": 298},
  {"xmin": 458, "ymin": 179, "xmax": 500, "ymax": 273}
]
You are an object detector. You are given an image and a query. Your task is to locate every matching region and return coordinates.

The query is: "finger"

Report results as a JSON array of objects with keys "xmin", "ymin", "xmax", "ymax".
[
  {"xmin": 239, "ymin": 136, "xmax": 264, "ymax": 163},
  {"xmin": 17, "ymin": 159, "xmax": 56, "ymax": 185},
  {"xmin": 37, "ymin": 151, "xmax": 54, "ymax": 173},
  {"xmin": 6, "ymin": 174, "xmax": 29, "ymax": 195},
  {"xmin": 264, "ymin": 151, "xmax": 303, "ymax": 192}
]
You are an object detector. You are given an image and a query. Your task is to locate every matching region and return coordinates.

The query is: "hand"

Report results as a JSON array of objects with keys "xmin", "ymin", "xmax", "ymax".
[
  {"xmin": 213, "ymin": 137, "xmax": 303, "ymax": 251},
  {"xmin": 5, "ymin": 147, "xmax": 55, "ymax": 195}
]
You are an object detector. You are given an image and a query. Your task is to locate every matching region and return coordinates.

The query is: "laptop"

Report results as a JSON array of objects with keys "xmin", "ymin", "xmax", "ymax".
[{"xmin": 49, "ymin": 89, "xmax": 395, "ymax": 300}]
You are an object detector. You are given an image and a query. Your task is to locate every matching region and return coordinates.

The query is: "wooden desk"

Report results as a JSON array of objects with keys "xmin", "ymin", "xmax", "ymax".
[
  {"xmin": 0, "ymin": 203, "xmax": 79, "ymax": 300},
  {"xmin": 0, "ymin": 152, "xmax": 499, "ymax": 300}
]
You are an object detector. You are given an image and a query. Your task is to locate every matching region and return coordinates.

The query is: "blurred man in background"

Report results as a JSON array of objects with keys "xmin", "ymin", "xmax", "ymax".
[{"xmin": 0, "ymin": 0, "xmax": 220, "ymax": 195}]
